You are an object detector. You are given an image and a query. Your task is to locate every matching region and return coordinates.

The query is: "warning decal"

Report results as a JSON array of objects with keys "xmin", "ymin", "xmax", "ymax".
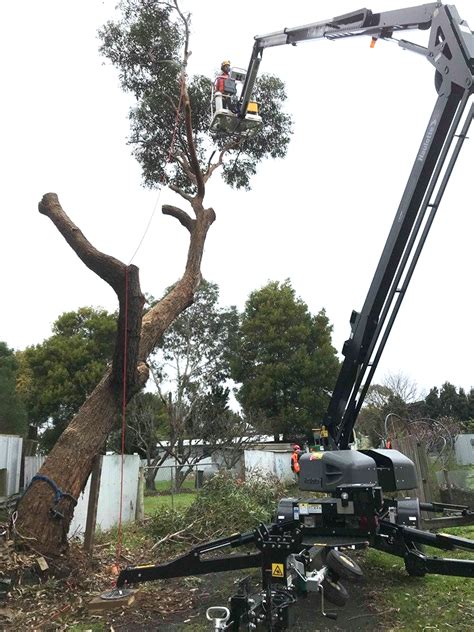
[{"xmin": 271, "ymin": 563, "xmax": 284, "ymax": 578}]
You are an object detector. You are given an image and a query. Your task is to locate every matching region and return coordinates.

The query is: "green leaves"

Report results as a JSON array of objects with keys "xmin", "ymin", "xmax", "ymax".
[
  {"xmin": 155, "ymin": 280, "xmax": 239, "ymax": 398},
  {"xmin": 17, "ymin": 307, "xmax": 116, "ymax": 450},
  {"xmin": 0, "ymin": 342, "xmax": 27, "ymax": 436},
  {"xmin": 99, "ymin": 1, "xmax": 183, "ymax": 100},
  {"xmin": 98, "ymin": 2, "xmax": 293, "ymax": 193},
  {"xmin": 230, "ymin": 280, "xmax": 339, "ymax": 439},
  {"xmin": 147, "ymin": 471, "xmax": 288, "ymax": 549}
]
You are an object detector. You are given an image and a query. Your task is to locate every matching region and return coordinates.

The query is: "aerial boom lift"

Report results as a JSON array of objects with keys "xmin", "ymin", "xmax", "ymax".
[
  {"xmin": 240, "ymin": 2, "xmax": 474, "ymax": 450},
  {"xmin": 116, "ymin": 5, "xmax": 474, "ymax": 629}
]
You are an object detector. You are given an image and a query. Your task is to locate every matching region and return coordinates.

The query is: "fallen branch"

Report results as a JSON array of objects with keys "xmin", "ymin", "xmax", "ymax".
[{"xmin": 151, "ymin": 520, "xmax": 197, "ymax": 550}]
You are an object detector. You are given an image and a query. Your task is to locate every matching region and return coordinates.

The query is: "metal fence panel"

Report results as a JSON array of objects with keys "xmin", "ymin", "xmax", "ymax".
[{"xmin": 0, "ymin": 434, "xmax": 23, "ymax": 497}]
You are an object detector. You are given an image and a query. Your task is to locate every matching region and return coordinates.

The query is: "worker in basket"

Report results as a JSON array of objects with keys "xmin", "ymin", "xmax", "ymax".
[
  {"xmin": 214, "ymin": 60, "xmax": 237, "ymax": 112},
  {"xmin": 290, "ymin": 444, "xmax": 302, "ymax": 476}
]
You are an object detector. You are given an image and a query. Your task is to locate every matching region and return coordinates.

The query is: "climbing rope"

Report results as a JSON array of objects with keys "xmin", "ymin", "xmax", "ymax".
[
  {"xmin": 128, "ymin": 72, "xmax": 186, "ymax": 266},
  {"xmin": 114, "ymin": 72, "xmax": 186, "ymax": 571}
]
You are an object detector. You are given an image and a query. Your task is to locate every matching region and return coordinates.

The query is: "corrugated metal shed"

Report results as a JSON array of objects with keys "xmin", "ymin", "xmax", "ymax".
[{"xmin": 0, "ymin": 434, "xmax": 23, "ymax": 498}]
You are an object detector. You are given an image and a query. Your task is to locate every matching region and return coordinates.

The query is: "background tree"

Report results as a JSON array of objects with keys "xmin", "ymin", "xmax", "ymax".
[
  {"xmin": 356, "ymin": 373, "xmax": 421, "ymax": 446},
  {"xmin": 149, "ymin": 280, "xmax": 242, "ymax": 490},
  {"xmin": 17, "ymin": 307, "xmax": 116, "ymax": 450},
  {"xmin": 231, "ymin": 280, "xmax": 339, "ymax": 441},
  {"xmin": 424, "ymin": 386, "xmax": 441, "ymax": 420},
  {"xmin": 122, "ymin": 391, "xmax": 168, "ymax": 491},
  {"xmin": 193, "ymin": 385, "xmax": 260, "ymax": 471},
  {"xmin": 438, "ymin": 382, "xmax": 470, "ymax": 420},
  {"xmin": 420, "ymin": 382, "xmax": 474, "ymax": 432},
  {"xmin": 355, "ymin": 375, "xmax": 474, "ymax": 447},
  {"xmin": 0, "ymin": 342, "xmax": 27, "ymax": 436},
  {"xmin": 125, "ymin": 386, "xmax": 260, "ymax": 492}
]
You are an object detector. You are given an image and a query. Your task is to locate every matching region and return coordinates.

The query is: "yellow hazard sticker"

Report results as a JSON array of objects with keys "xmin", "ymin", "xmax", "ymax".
[
  {"xmin": 271, "ymin": 563, "xmax": 284, "ymax": 578},
  {"xmin": 310, "ymin": 452, "xmax": 324, "ymax": 460}
]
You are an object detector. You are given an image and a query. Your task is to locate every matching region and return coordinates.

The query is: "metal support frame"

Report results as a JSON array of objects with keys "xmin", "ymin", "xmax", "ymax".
[
  {"xmin": 331, "ymin": 91, "xmax": 473, "ymax": 448},
  {"xmin": 118, "ymin": 498, "xmax": 474, "ymax": 589}
]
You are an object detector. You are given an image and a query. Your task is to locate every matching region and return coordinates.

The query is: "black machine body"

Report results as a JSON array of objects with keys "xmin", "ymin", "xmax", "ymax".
[{"xmin": 298, "ymin": 448, "xmax": 418, "ymax": 493}]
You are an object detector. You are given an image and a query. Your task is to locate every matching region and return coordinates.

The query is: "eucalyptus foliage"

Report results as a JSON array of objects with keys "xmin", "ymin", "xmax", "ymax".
[{"xmin": 99, "ymin": 0, "xmax": 292, "ymax": 192}]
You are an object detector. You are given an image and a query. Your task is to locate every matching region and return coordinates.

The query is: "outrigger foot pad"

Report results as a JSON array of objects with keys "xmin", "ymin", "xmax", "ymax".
[{"xmin": 100, "ymin": 587, "xmax": 135, "ymax": 600}]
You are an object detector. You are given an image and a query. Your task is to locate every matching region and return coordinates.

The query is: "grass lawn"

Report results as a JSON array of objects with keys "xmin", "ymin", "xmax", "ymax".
[
  {"xmin": 153, "ymin": 478, "xmax": 196, "ymax": 493},
  {"xmin": 144, "ymin": 490, "xmax": 196, "ymax": 514},
  {"xmin": 143, "ymin": 479, "xmax": 197, "ymax": 515},
  {"xmin": 365, "ymin": 524, "xmax": 474, "ymax": 630}
]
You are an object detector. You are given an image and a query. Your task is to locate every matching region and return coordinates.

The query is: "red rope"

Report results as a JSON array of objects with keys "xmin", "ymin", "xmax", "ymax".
[
  {"xmin": 113, "ymin": 74, "xmax": 186, "ymax": 574},
  {"xmin": 115, "ymin": 266, "xmax": 129, "ymax": 566}
]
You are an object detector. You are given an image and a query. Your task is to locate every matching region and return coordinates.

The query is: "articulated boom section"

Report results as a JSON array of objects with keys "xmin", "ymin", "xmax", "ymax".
[
  {"xmin": 241, "ymin": 4, "xmax": 474, "ymax": 451},
  {"xmin": 240, "ymin": 3, "xmax": 441, "ymax": 114},
  {"xmin": 321, "ymin": 4, "xmax": 474, "ymax": 449}
]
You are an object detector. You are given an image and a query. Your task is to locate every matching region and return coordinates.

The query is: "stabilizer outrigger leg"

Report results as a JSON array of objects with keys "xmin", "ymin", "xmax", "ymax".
[
  {"xmin": 117, "ymin": 520, "xmax": 369, "ymax": 629},
  {"xmin": 377, "ymin": 519, "xmax": 474, "ymax": 578},
  {"xmin": 116, "ymin": 501, "xmax": 473, "ymax": 629},
  {"xmin": 116, "ymin": 529, "xmax": 262, "ymax": 588}
]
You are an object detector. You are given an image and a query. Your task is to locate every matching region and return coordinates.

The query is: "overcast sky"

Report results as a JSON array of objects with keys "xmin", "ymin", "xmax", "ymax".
[{"xmin": 1, "ymin": 0, "xmax": 473, "ymax": 398}]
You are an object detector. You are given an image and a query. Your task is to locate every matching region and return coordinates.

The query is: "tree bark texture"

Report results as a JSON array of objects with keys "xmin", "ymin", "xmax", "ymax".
[{"xmin": 14, "ymin": 192, "xmax": 215, "ymax": 557}]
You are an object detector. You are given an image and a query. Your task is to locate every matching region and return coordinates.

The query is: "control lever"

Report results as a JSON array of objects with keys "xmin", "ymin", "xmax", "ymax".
[{"xmin": 206, "ymin": 606, "xmax": 230, "ymax": 630}]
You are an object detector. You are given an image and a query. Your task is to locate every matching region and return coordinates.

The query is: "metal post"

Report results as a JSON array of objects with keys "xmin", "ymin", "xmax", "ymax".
[
  {"xmin": 135, "ymin": 466, "xmax": 145, "ymax": 521},
  {"xmin": 84, "ymin": 455, "xmax": 103, "ymax": 554}
]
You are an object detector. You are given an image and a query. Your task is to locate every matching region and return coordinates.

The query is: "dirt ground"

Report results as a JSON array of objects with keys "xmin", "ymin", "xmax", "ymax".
[
  {"xmin": 106, "ymin": 560, "xmax": 382, "ymax": 632},
  {"xmin": 1, "ymin": 534, "xmax": 384, "ymax": 631}
]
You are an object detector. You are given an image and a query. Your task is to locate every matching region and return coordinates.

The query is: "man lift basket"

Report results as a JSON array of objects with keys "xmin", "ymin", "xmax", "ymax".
[{"xmin": 210, "ymin": 61, "xmax": 262, "ymax": 135}]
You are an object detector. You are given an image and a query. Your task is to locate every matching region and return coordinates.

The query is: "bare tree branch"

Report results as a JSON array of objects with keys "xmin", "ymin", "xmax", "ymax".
[
  {"xmin": 174, "ymin": 150, "xmax": 197, "ymax": 185},
  {"xmin": 38, "ymin": 193, "xmax": 147, "ymax": 399},
  {"xmin": 168, "ymin": 182, "xmax": 193, "ymax": 203},
  {"xmin": 162, "ymin": 204, "xmax": 195, "ymax": 232},
  {"xmin": 38, "ymin": 193, "xmax": 126, "ymax": 292},
  {"xmin": 204, "ymin": 139, "xmax": 242, "ymax": 182}
]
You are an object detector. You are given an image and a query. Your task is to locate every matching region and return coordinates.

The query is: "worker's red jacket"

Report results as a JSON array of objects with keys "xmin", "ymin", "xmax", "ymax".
[
  {"xmin": 291, "ymin": 451, "xmax": 301, "ymax": 473},
  {"xmin": 214, "ymin": 72, "xmax": 230, "ymax": 93}
]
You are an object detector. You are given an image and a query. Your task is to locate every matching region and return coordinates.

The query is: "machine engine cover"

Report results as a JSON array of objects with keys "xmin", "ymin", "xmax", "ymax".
[
  {"xmin": 360, "ymin": 449, "xmax": 418, "ymax": 491},
  {"xmin": 298, "ymin": 451, "xmax": 378, "ymax": 492},
  {"xmin": 276, "ymin": 485, "xmax": 384, "ymax": 538}
]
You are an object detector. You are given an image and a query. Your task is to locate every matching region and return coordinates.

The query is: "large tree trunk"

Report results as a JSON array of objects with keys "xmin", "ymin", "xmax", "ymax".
[
  {"xmin": 15, "ymin": 191, "xmax": 215, "ymax": 556},
  {"xmin": 15, "ymin": 373, "xmax": 121, "ymax": 555}
]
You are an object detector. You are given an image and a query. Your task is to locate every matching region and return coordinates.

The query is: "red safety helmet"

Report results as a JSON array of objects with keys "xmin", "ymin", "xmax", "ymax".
[{"xmin": 292, "ymin": 444, "xmax": 301, "ymax": 451}]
